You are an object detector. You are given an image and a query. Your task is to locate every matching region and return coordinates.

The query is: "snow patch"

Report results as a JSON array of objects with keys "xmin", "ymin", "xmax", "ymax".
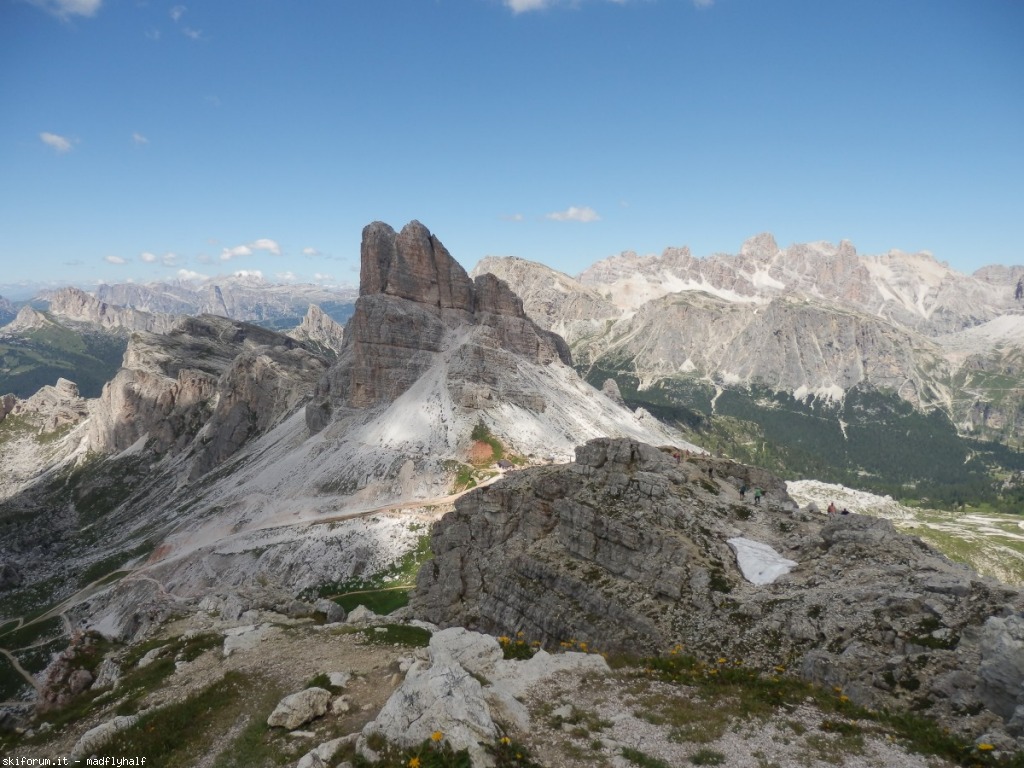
[{"xmin": 727, "ymin": 538, "xmax": 797, "ymax": 585}]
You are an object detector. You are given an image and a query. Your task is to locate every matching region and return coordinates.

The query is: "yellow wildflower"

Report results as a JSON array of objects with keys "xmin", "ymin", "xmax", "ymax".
[
  {"xmin": 773, "ymin": 665, "xmax": 786, "ymax": 672},
  {"xmin": 839, "ymin": 695, "xmax": 850, "ymax": 703},
  {"xmin": 717, "ymin": 657, "xmax": 727, "ymax": 664},
  {"xmin": 408, "ymin": 758, "xmax": 420, "ymax": 768},
  {"xmin": 977, "ymin": 743, "xmax": 995, "ymax": 751},
  {"xmin": 431, "ymin": 730, "xmax": 444, "ymax": 742},
  {"xmin": 500, "ymin": 736, "xmax": 512, "ymax": 745}
]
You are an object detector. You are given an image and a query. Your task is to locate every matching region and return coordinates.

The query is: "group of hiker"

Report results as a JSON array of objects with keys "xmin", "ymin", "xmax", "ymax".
[{"xmin": 738, "ymin": 483, "xmax": 764, "ymax": 505}]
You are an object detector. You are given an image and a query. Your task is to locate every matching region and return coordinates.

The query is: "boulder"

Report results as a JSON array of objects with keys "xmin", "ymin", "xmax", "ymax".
[
  {"xmin": 71, "ymin": 716, "xmax": 138, "ymax": 759},
  {"xmin": 267, "ymin": 687, "xmax": 333, "ymax": 730}
]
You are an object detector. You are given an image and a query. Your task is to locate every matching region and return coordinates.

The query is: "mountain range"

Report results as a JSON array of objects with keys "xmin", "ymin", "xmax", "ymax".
[
  {"xmin": 2, "ymin": 222, "xmax": 1024, "ymax": 763},
  {"xmin": 475, "ymin": 235, "xmax": 1024, "ymax": 506}
]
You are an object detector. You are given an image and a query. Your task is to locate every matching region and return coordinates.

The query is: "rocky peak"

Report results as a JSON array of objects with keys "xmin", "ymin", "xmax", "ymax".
[
  {"xmin": 287, "ymin": 304, "xmax": 345, "ymax": 355},
  {"xmin": 2, "ymin": 305, "xmax": 55, "ymax": 333},
  {"xmin": 309, "ymin": 221, "xmax": 571, "ymax": 419},
  {"xmin": 361, "ymin": 220, "xmax": 475, "ymax": 312},
  {"xmin": 739, "ymin": 232, "xmax": 780, "ymax": 262}
]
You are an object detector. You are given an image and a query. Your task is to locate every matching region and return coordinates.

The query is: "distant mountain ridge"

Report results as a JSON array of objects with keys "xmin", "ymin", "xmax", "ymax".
[{"xmin": 474, "ymin": 234, "xmax": 1024, "ymax": 504}]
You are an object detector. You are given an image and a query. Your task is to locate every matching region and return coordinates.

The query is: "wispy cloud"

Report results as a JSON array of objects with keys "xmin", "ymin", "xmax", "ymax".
[
  {"xmin": 177, "ymin": 268, "xmax": 208, "ymax": 282},
  {"xmin": 139, "ymin": 251, "xmax": 178, "ymax": 265},
  {"xmin": 504, "ymin": 0, "xmax": 631, "ymax": 13},
  {"xmin": 249, "ymin": 238, "xmax": 281, "ymax": 255},
  {"xmin": 220, "ymin": 238, "xmax": 281, "ymax": 261},
  {"xmin": 233, "ymin": 270, "xmax": 263, "ymax": 279},
  {"xmin": 169, "ymin": 4, "xmax": 185, "ymax": 22},
  {"xmin": 313, "ymin": 272, "xmax": 334, "ymax": 282},
  {"xmin": 302, "ymin": 247, "xmax": 320, "ymax": 257},
  {"xmin": 139, "ymin": 251, "xmax": 158, "ymax": 263},
  {"xmin": 505, "ymin": 0, "xmax": 549, "ymax": 12},
  {"xmin": 501, "ymin": 213, "xmax": 525, "ymax": 222},
  {"xmin": 29, "ymin": 0, "xmax": 101, "ymax": 20},
  {"xmin": 693, "ymin": 0, "xmax": 714, "ymax": 7},
  {"xmin": 132, "ymin": 132, "xmax": 149, "ymax": 145},
  {"xmin": 40, "ymin": 132, "xmax": 73, "ymax": 153},
  {"xmin": 546, "ymin": 205, "xmax": 601, "ymax": 223},
  {"xmin": 220, "ymin": 245, "xmax": 252, "ymax": 261},
  {"xmin": 104, "ymin": 255, "xmax": 126, "ymax": 265},
  {"xmin": 182, "ymin": 26, "xmax": 203, "ymax": 40}
]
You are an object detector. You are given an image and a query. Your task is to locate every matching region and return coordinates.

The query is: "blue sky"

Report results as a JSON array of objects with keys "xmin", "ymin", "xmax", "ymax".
[{"xmin": 1, "ymin": 0, "xmax": 1022, "ymax": 293}]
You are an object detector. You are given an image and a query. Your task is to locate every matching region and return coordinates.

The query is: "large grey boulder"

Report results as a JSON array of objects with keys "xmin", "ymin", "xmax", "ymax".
[
  {"xmin": 71, "ymin": 716, "xmax": 138, "ymax": 759},
  {"xmin": 267, "ymin": 687, "xmax": 332, "ymax": 730}
]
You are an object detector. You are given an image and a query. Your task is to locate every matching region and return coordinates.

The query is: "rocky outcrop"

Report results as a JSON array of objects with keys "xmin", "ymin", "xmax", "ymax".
[
  {"xmin": 287, "ymin": 304, "xmax": 345, "ymax": 356},
  {"xmin": 309, "ymin": 221, "xmax": 571, "ymax": 423},
  {"xmin": 1, "ymin": 305, "xmax": 56, "ymax": 334},
  {"xmin": 45, "ymin": 286, "xmax": 179, "ymax": 334},
  {"xmin": 88, "ymin": 315, "xmax": 327, "ymax": 475},
  {"xmin": 413, "ymin": 437, "xmax": 1024, "ymax": 747},
  {"xmin": 1, "ymin": 378, "xmax": 88, "ymax": 431},
  {"xmin": 470, "ymin": 256, "xmax": 618, "ymax": 347},
  {"xmin": 360, "ymin": 627, "xmax": 609, "ymax": 766}
]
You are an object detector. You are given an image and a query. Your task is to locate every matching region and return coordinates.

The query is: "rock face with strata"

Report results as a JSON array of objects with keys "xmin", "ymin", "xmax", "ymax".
[
  {"xmin": 412, "ymin": 437, "xmax": 1024, "ymax": 747},
  {"xmin": 308, "ymin": 221, "xmax": 570, "ymax": 426},
  {"xmin": 88, "ymin": 315, "xmax": 328, "ymax": 475}
]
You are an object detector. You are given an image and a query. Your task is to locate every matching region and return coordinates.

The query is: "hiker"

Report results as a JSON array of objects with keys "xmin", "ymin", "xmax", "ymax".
[
  {"xmin": 708, "ymin": 467, "xmax": 714, "ymax": 480},
  {"xmin": 673, "ymin": 451, "xmax": 680, "ymax": 464},
  {"xmin": 753, "ymin": 488, "xmax": 763, "ymax": 506},
  {"xmin": 739, "ymin": 483, "xmax": 747, "ymax": 500},
  {"xmin": 827, "ymin": 501, "xmax": 837, "ymax": 515}
]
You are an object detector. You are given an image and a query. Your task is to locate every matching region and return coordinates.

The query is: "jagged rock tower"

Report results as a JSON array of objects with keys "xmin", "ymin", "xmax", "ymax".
[{"xmin": 307, "ymin": 220, "xmax": 571, "ymax": 429}]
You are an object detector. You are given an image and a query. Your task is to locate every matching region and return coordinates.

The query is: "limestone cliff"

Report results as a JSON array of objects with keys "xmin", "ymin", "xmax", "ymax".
[
  {"xmin": 307, "ymin": 220, "xmax": 571, "ymax": 426},
  {"xmin": 88, "ymin": 315, "xmax": 327, "ymax": 475},
  {"xmin": 45, "ymin": 287, "xmax": 179, "ymax": 334},
  {"xmin": 413, "ymin": 437, "xmax": 1024, "ymax": 747}
]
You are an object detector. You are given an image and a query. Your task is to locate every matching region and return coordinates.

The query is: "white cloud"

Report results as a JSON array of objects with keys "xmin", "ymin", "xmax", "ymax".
[
  {"xmin": 40, "ymin": 132, "xmax": 73, "ymax": 153},
  {"xmin": 132, "ymin": 132, "xmax": 149, "ymax": 145},
  {"xmin": 161, "ymin": 252, "xmax": 179, "ymax": 266},
  {"xmin": 221, "ymin": 238, "xmax": 280, "ymax": 261},
  {"xmin": 104, "ymin": 255, "xmax": 126, "ymax": 265},
  {"xmin": 182, "ymin": 26, "xmax": 202, "ymax": 40},
  {"xmin": 546, "ymin": 205, "xmax": 601, "ymax": 223},
  {"xmin": 302, "ymin": 247, "xmax": 320, "ymax": 257},
  {"xmin": 250, "ymin": 238, "xmax": 281, "ymax": 255},
  {"xmin": 504, "ymin": 0, "xmax": 631, "ymax": 12},
  {"xmin": 29, "ymin": 0, "xmax": 101, "ymax": 20},
  {"xmin": 693, "ymin": 0, "xmax": 714, "ymax": 7},
  {"xmin": 220, "ymin": 245, "xmax": 252, "ymax": 261},
  {"xmin": 139, "ymin": 251, "xmax": 158, "ymax": 263},
  {"xmin": 233, "ymin": 270, "xmax": 263, "ymax": 279},
  {"xmin": 177, "ymin": 268, "xmax": 208, "ymax": 282},
  {"xmin": 169, "ymin": 4, "xmax": 185, "ymax": 21},
  {"xmin": 275, "ymin": 271, "xmax": 298, "ymax": 282},
  {"xmin": 501, "ymin": 213, "xmax": 525, "ymax": 222},
  {"xmin": 313, "ymin": 272, "xmax": 334, "ymax": 282},
  {"xmin": 144, "ymin": 27, "xmax": 161, "ymax": 41}
]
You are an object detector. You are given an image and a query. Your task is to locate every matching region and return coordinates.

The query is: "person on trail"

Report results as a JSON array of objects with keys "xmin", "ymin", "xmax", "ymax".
[
  {"xmin": 739, "ymin": 483, "xmax": 747, "ymax": 500},
  {"xmin": 753, "ymin": 488, "xmax": 763, "ymax": 506},
  {"xmin": 827, "ymin": 501, "xmax": 837, "ymax": 515}
]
